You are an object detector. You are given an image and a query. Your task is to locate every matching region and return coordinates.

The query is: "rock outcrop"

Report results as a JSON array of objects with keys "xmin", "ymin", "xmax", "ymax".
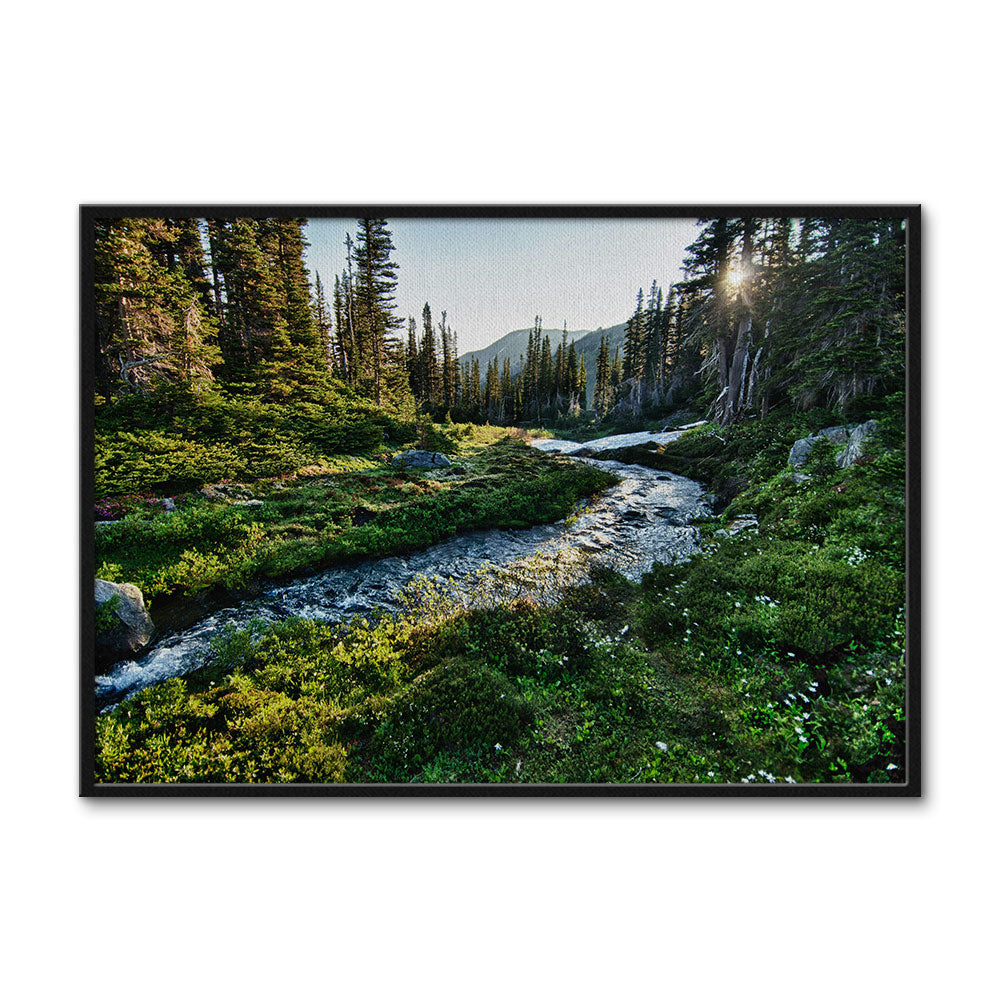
[
  {"xmin": 200, "ymin": 482, "xmax": 254, "ymax": 501},
  {"xmin": 391, "ymin": 450, "xmax": 452, "ymax": 469},
  {"xmin": 95, "ymin": 579, "xmax": 154, "ymax": 666},
  {"xmin": 836, "ymin": 420, "xmax": 879, "ymax": 468},
  {"xmin": 788, "ymin": 420, "xmax": 880, "ymax": 469},
  {"xmin": 788, "ymin": 426, "xmax": 852, "ymax": 466}
]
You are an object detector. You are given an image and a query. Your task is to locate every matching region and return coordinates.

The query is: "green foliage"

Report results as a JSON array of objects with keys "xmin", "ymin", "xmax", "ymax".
[
  {"xmin": 95, "ymin": 386, "xmax": 386, "ymax": 496},
  {"xmin": 366, "ymin": 657, "xmax": 533, "ymax": 777},
  {"xmin": 97, "ymin": 437, "xmax": 617, "ymax": 599},
  {"xmin": 95, "ymin": 593, "xmax": 122, "ymax": 633},
  {"xmin": 97, "ymin": 503, "xmax": 268, "ymax": 597}
]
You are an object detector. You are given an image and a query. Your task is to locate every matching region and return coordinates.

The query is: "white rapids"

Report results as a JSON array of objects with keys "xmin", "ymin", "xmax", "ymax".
[{"xmin": 95, "ymin": 427, "xmax": 708, "ymax": 707}]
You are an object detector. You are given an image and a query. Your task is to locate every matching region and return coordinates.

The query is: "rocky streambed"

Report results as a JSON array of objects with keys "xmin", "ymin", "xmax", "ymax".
[{"xmin": 95, "ymin": 428, "xmax": 710, "ymax": 708}]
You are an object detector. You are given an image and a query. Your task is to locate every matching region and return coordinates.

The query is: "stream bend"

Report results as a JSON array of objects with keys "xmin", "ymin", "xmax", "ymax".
[{"xmin": 95, "ymin": 429, "xmax": 708, "ymax": 706}]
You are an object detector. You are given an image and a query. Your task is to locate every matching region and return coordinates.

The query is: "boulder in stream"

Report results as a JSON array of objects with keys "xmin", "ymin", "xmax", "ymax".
[
  {"xmin": 95, "ymin": 579, "xmax": 154, "ymax": 666},
  {"xmin": 391, "ymin": 450, "xmax": 452, "ymax": 469}
]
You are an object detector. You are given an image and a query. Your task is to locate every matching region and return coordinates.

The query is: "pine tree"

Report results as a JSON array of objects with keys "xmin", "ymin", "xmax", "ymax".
[
  {"xmin": 264, "ymin": 219, "xmax": 319, "ymax": 357},
  {"xmin": 439, "ymin": 311, "xmax": 456, "ymax": 411},
  {"xmin": 500, "ymin": 357, "xmax": 513, "ymax": 424},
  {"xmin": 680, "ymin": 217, "xmax": 736, "ymax": 417},
  {"xmin": 94, "ymin": 218, "xmax": 220, "ymax": 396},
  {"xmin": 567, "ymin": 341, "xmax": 579, "ymax": 412},
  {"xmin": 644, "ymin": 282, "xmax": 664, "ymax": 395},
  {"xmin": 777, "ymin": 218, "xmax": 904, "ymax": 410},
  {"xmin": 610, "ymin": 346, "xmax": 622, "ymax": 402},
  {"xmin": 342, "ymin": 232, "xmax": 358, "ymax": 381},
  {"xmin": 331, "ymin": 274, "xmax": 348, "ymax": 377},
  {"xmin": 623, "ymin": 288, "xmax": 646, "ymax": 383},
  {"xmin": 594, "ymin": 333, "xmax": 611, "ymax": 419},
  {"xmin": 312, "ymin": 272, "xmax": 333, "ymax": 372},
  {"xmin": 469, "ymin": 358, "xmax": 482, "ymax": 417},
  {"xmin": 715, "ymin": 217, "xmax": 761, "ymax": 424},
  {"xmin": 405, "ymin": 317, "xmax": 419, "ymax": 395},
  {"xmin": 540, "ymin": 333, "xmax": 553, "ymax": 413},
  {"xmin": 352, "ymin": 218, "xmax": 402, "ymax": 405},
  {"xmin": 418, "ymin": 302, "xmax": 441, "ymax": 405},
  {"xmin": 209, "ymin": 217, "xmax": 286, "ymax": 380},
  {"xmin": 484, "ymin": 355, "xmax": 501, "ymax": 422},
  {"xmin": 557, "ymin": 323, "xmax": 569, "ymax": 402},
  {"xmin": 254, "ymin": 218, "xmax": 325, "ymax": 398}
]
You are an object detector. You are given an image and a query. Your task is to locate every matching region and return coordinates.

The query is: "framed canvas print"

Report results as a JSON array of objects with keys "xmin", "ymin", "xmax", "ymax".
[{"xmin": 81, "ymin": 206, "xmax": 919, "ymax": 796}]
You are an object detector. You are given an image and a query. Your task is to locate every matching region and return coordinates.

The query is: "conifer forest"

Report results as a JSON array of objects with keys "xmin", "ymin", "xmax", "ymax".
[{"xmin": 89, "ymin": 213, "xmax": 912, "ymax": 789}]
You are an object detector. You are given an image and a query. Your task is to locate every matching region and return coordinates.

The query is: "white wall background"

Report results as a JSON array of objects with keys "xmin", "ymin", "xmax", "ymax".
[{"xmin": 2, "ymin": 3, "xmax": 994, "ymax": 997}]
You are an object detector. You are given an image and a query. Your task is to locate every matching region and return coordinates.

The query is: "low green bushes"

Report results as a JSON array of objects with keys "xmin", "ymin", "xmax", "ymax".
[
  {"xmin": 95, "ymin": 385, "xmax": 393, "ymax": 497},
  {"xmin": 97, "ymin": 504, "xmax": 267, "ymax": 596},
  {"xmin": 97, "ymin": 439, "xmax": 617, "ymax": 599}
]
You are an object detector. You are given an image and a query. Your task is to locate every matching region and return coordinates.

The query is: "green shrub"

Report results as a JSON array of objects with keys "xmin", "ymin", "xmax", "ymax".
[{"xmin": 367, "ymin": 656, "xmax": 533, "ymax": 778}]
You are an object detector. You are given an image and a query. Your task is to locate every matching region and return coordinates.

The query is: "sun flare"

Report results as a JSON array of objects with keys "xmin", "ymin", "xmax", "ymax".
[{"xmin": 724, "ymin": 264, "xmax": 747, "ymax": 293}]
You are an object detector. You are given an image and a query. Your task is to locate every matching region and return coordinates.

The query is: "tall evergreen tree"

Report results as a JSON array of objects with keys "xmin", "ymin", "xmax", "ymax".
[
  {"xmin": 469, "ymin": 358, "xmax": 482, "ymax": 416},
  {"xmin": 594, "ymin": 333, "xmax": 612, "ymax": 419},
  {"xmin": 405, "ymin": 317, "xmax": 419, "ymax": 395},
  {"xmin": 352, "ymin": 218, "xmax": 402, "ymax": 405},
  {"xmin": 484, "ymin": 355, "xmax": 501, "ymax": 422},
  {"xmin": 500, "ymin": 357, "xmax": 513, "ymax": 424},
  {"xmin": 331, "ymin": 273, "xmax": 348, "ymax": 377},
  {"xmin": 418, "ymin": 302, "xmax": 441, "ymax": 405},
  {"xmin": 342, "ymin": 232, "xmax": 358, "ymax": 382},
  {"xmin": 209, "ymin": 217, "xmax": 286, "ymax": 380},
  {"xmin": 567, "ymin": 342, "xmax": 579, "ymax": 411},
  {"xmin": 623, "ymin": 288, "xmax": 646, "ymax": 383},
  {"xmin": 610, "ymin": 346, "xmax": 623, "ymax": 401},
  {"xmin": 312, "ymin": 272, "xmax": 333, "ymax": 372},
  {"xmin": 439, "ymin": 311, "xmax": 456, "ymax": 411}
]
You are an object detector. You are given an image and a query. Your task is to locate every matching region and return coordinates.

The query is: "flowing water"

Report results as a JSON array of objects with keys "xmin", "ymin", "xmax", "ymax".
[{"xmin": 95, "ymin": 428, "xmax": 709, "ymax": 708}]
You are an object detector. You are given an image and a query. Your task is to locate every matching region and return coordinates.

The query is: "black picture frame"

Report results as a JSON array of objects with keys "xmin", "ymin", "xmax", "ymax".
[{"xmin": 80, "ymin": 204, "xmax": 920, "ymax": 797}]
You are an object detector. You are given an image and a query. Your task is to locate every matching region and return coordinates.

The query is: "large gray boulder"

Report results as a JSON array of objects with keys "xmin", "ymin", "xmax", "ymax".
[
  {"xmin": 788, "ymin": 426, "xmax": 852, "ymax": 466},
  {"xmin": 95, "ymin": 579, "xmax": 154, "ymax": 666},
  {"xmin": 837, "ymin": 420, "xmax": 879, "ymax": 468},
  {"xmin": 391, "ymin": 450, "xmax": 452, "ymax": 469}
]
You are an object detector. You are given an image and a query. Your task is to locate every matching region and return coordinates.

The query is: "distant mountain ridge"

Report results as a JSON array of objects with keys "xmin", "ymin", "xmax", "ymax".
[
  {"xmin": 457, "ymin": 328, "xmax": 589, "ymax": 373},
  {"xmin": 458, "ymin": 322, "xmax": 627, "ymax": 402}
]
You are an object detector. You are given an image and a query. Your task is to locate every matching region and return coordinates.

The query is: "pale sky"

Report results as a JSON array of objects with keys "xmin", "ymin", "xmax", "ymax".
[{"xmin": 304, "ymin": 217, "xmax": 702, "ymax": 354}]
